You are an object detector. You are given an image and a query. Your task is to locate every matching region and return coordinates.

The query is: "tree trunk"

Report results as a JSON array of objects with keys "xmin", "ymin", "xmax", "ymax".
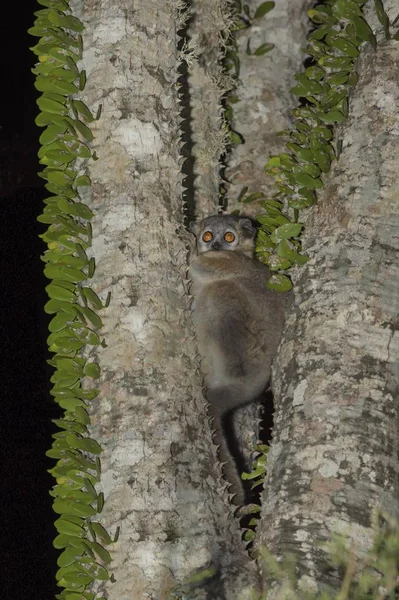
[
  {"xmin": 186, "ymin": 0, "xmax": 232, "ymax": 217},
  {"xmin": 225, "ymin": 0, "xmax": 314, "ymax": 214},
  {"xmin": 258, "ymin": 3, "xmax": 399, "ymax": 594},
  {"xmin": 71, "ymin": 0, "xmax": 257, "ymax": 597}
]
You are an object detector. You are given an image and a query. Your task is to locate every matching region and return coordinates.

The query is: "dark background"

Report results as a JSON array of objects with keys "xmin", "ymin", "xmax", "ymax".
[{"xmin": 2, "ymin": 3, "xmax": 59, "ymax": 598}]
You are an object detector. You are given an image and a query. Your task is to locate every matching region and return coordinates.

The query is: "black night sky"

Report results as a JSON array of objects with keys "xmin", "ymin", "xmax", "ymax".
[{"xmin": 2, "ymin": 3, "xmax": 59, "ymax": 598}]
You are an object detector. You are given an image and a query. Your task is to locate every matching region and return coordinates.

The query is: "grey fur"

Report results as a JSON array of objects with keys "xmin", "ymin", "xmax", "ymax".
[{"xmin": 189, "ymin": 215, "xmax": 292, "ymax": 505}]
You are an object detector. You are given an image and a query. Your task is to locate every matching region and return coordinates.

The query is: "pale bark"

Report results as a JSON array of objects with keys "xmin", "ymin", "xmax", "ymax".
[
  {"xmin": 259, "ymin": 2, "xmax": 399, "ymax": 595},
  {"xmin": 225, "ymin": 0, "xmax": 314, "ymax": 215},
  {"xmin": 187, "ymin": 0, "xmax": 234, "ymax": 217},
  {"xmin": 71, "ymin": 0, "xmax": 257, "ymax": 598}
]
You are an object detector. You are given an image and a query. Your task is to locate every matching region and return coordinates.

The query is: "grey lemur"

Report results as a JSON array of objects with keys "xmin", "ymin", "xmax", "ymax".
[{"xmin": 189, "ymin": 214, "xmax": 292, "ymax": 505}]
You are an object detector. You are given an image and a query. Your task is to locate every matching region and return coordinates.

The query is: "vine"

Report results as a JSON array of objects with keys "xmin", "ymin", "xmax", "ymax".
[
  {"xmin": 29, "ymin": 1, "xmax": 115, "ymax": 598},
  {"xmin": 253, "ymin": 0, "xmax": 397, "ymax": 292}
]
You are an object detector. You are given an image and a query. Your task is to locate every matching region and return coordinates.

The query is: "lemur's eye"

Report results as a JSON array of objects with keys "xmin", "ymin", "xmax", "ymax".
[
  {"xmin": 202, "ymin": 231, "xmax": 213, "ymax": 242},
  {"xmin": 224, "ymin": 232, "xmax": 235, "ymax": 243}
]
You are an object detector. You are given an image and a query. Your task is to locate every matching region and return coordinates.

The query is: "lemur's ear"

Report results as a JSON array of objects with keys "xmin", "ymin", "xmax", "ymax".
[{"xmin": 238, "ymin": 217, "xmax": 256, "ymax": 239}]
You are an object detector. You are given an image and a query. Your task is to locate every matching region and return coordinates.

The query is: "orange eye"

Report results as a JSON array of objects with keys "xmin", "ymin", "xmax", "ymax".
[
  {"xmin": 224, "ymin": 232, "xmax": 235, "ymax": 243},
  {"xmin": 202, "ymin": 231, "xmax": 213, "ymax": 242}
]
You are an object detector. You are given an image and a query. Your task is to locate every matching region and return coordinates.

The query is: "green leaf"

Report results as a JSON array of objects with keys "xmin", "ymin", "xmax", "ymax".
[
  {"xmin": 58, "ymin": 397, "xmax": 86, "ymax": 410},
  {"xmin": 314, "ymin": 149, "xmax": 331, "ymax": 173},
  {"xmin": 76, "ymin": 305, "xmax": 103, "ymax": 328},
  {"xmin": 89, "ymin": 522, "xmax": 113, "ymax": 545},
  {"xmin": 267, "ymin": 274, "xmax": 293, "ymax": 292},
  {"xmin": 290, "ymin": 84, "xmax": 307, "ymax": 97},
  {"xmin": 57, "ymin": 547, "xmax": 83, "ymax": 568},
  {"xmin": 305, "ymin": 66, "xmax": 324, "ymax": 81},
  {"xmin": 318, "ymin": 56, "xmax": 353, "ymax": 69},
  {"xmin": 74, "ymin": 174, "xmax": 91, "ymax": 187},
  {"xmin": 321, "ymin": 91, "xmax": 347, "ymax": 110},
  {"xmin": 39, "ymin": 123, "xmax": 68, "ymax": 145},
  {"xmin": 230, "ymin": 130, "xmax": 244, "ymax": 144},
  {"xmin": 49, "ymin": 311, "xmax": 76, "ymax": 332},
  {"xmin": 80, "ymin": 287, "xmax": 104, "ymax": 309},
  {"xmin": 65, "ymin": 433, "xmax": 102, "ymax": 455},
  {"xmin": 329, "ymin": 37, "xmax": 360, "ymax": 57},
  {"xmin": 44, "ymin": 264, "xmax": 87, "ymax": 283},
  {"xmin": 293, "ymin": 171, "xmax": 323, "ymax": 189},
  {"xmin": 46, "ymin": 169, "xmax": 73, "ymax": 186},
  {"xmin": 57, "ymin": 568, "xmax": 93, "ymax": 586},
  {"xmin": 277, "ymin": 239, "xmax": 309, "ymax": 265},
  {"xmin": 37, "ymin": 96, "xmax": 68, "ymax": 115},
  {"xmin": 347, "ymin": 71, "xmax": 359, "ymax": 86},
  {"xmin": 57, "ymin": 198, "xmax": 94, "ymax": 219},
  {"xmin": 254, "ymin": 1, "xmax": 275, "ymax": 19},
  {"xmin": 307, "ymin": 9, "xmax": 333, "ymax": 24},
  {"xmin": 53, "ymin": 534, "xmax": 86, "ymax": 551},
  {"xmin": 267, "ymin": 255, "xmax": 292, "ymax": 271},
  {"xmin": 295, "ymin": 73, "xmax": 323, "ymax": 94},
  {"xmin": 313, "ymin": 125, "xmax": 333, "ymax": 141},
  {"xmin": 241, "ymin": 466, "xmax": 265, "ymax": 480},
  {"xmin": 54, "ymin": 518, "xmax": 85, "ymax": 536},
  {"xmin": 243, "ymin": 530, "xmax": 256, "ymax": 542},
  {"xmin": 53, "ymin": 499, "xmax": 96, "ymax": 518},
  {"xmin": 316, "ymin": 110, "xmax": 346, "ymax": 123},
  {"xmin": 28, "ymin": 26, "xmax": 51, "ymax": 37},
  {"xmin": 74, "ymin": 406, "xmax": 91, "ymax": 425},
  {"xmin": 35, "ymin": 75, "xmax": 78, "ymax": 95},
  {"xmin": 352, "ymin": 16, "xmax": 377, "ymax": 46},
  {"xmin": 293, "ymin": 162, "xmax": 320, "ymax": 178},
  {"xmin": 35, "ymin": 111, "xmax": 65, "ymax": 127},
  {"xmin": 374, "ymin": 0, "xmax": 390, "ymax": 39},
  {"xmin": 75, "ymin": 388, "xmax": 100, "ymax": 400},
  {"xmin": 97, "ymin": 492, "xmax": 105, "ymax": 512},
  {"xmin": 72, "ymin": 99, "xmax": 94, "ymax": 122},
  {"xmin": 48, "ymin": 11, "xmax": 84, "ymax": 32},
  {"xmin": 67, "ymin": 118, "xmax": 94, "ymax": 141},
  {"xmin": 45, "ymin": 253, "xmax": 88, "ymax": 270},
  {"xmin": 83, "ymin": 478, "xmax": 97, "ymax": 501},
  {"xmin": 54, "ymin": 356, "xmax": 84, "ymax": 373},
  {"xmin": 49, "ymin": 66, "xmax": 78, "ymax": 83},
  {"xmin": 286, "ymin": 143, "xmax": 314, "ymax": 163},
  {"xmin": 44, "ymin": 150, "xmax": 76, "ymax": 165},
  {"xmin": 79, "ymin": 69, "xmax": 87, "ymax": 90},
  {"xmin": 333, "ymin": 0, "xmax": 362, "ymax": 18},
  {"xmin": 87, "ymin": 541, "xmax": 112, "ymax": 564},
  {"xmin": 49, "ymin": 337, "xmax": 85, "ymax": 353},
  {"xmin": 325, "ymin": 72, "xmax": 349, "ymax": 86},
  {"xmin": 270, "ymin": 223, "xmax": 302, "ymax": 243},
  {"xmin": 266, "ymin": 156, "xmax": 281, "ymax": 169},
  {"xmin": 84, "ymin": 362, "xmax": 101, "ymax": 379},
  {"xmin": 242, "ymin": 192, "xmax": 264, "ymax": 204},
  {"xmin": 44, "ymin": 298, "xmax": 74, "ymax": 314},
  {"xmin": 46, "ymin": 283, "xmax": 76, "ymax": 301},
  {"xmin": 253, "ymin": 42, "xmax": 274, "ymax": 56},
  {"xmin": 308, "ymin": 25, "xmax": 331, "ymax": 40},
  {"xmin": 68, "ymin": 325, "xmax": 100, "ymax": 346}
]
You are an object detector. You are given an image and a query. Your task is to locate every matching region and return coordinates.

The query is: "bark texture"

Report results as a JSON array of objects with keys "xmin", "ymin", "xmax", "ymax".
[
  {"xmin": 186, "ymin": 0, "xmax": 234, "ymax": 217},
  {"xmin": 225, "ymin": 0, "xmax": 314, "ymax": 214},
  {"xmin": 259, "ymin": 4, "xmax": 399, "ymax": 594},
  {"xmin": 71, "ymin": 0, "xmax": 257, "ymax": 597}
]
